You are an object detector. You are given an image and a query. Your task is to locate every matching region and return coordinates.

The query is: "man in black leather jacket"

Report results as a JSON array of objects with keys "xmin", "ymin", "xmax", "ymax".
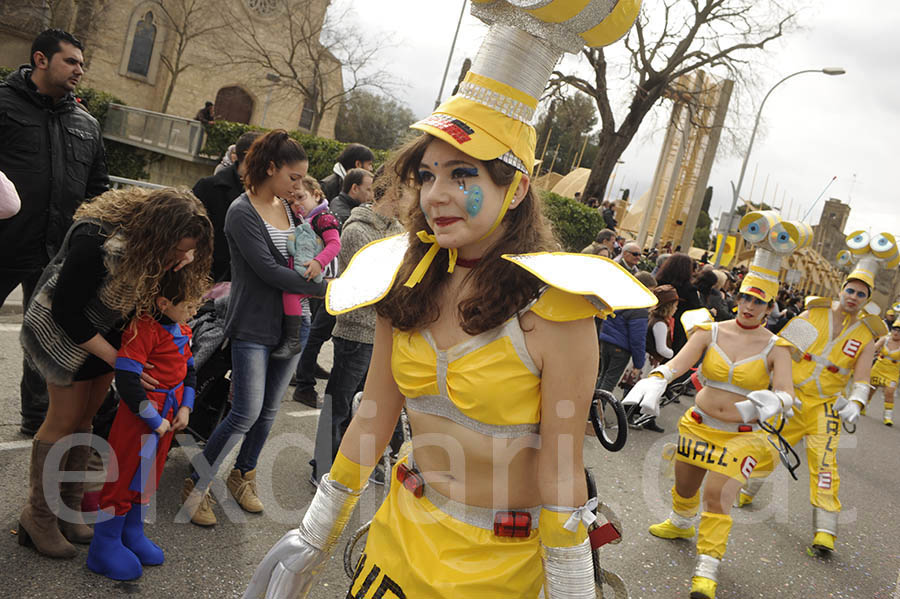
[{"xmin": 0, "ymin": 29, "xmax": 109, "ymax": 435}]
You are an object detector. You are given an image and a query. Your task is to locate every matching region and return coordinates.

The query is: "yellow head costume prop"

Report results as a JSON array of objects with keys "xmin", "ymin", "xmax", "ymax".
[
  {"xmin": 405, "ymin": 0, "xmax": 641, "ymax": 287},
  {"xmin": 737, "ymin": 210, "xmax": 813, "ymax": 303},
  {"xmin": 837, "ymin": 230, "xmax": 900, "ymax": 291}
]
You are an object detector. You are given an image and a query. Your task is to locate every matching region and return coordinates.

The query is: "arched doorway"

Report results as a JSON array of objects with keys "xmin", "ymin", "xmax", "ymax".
[{"xmin": 214, "ymin": 86, "xmax": 254, "ymax": 124}]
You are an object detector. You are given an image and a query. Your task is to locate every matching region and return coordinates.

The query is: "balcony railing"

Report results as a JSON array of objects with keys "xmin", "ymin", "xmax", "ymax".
[{"xmin": 103, "ymin": 104, "xmax": 211, "ymax": 162}]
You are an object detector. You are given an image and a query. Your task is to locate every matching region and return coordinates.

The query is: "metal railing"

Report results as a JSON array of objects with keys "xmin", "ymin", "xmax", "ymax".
[
  {"xmin": 103, "ymin": 104, "xmax": 207, "ymax": 161},
  {"xmin": 109, "ymin": 175, "xmax": 167, "ymax": 190}
]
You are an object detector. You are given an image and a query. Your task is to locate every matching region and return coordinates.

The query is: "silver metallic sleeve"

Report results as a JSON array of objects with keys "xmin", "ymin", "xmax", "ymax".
[
  {"xmin": 298, "ymin": 474, "xmax": 364, "ymax": 552},
  {"xmin": 541, "ymin": 538, "xmax": 595, "ymax": 598}
]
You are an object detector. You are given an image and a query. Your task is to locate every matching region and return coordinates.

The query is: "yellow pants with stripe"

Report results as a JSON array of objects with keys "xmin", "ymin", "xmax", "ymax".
[{"xmin": 347, "ymin": 457, "xmax": 544, "ymax": 599}]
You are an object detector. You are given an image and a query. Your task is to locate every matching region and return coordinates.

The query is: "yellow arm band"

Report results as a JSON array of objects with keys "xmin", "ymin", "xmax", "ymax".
[
  {"xmin": 329, "ymin": 450, "xmax": 375, "ymax": 492},
  {"xmin": 538, "ymin": 507, "xmax": 589, "ymax": 548}
]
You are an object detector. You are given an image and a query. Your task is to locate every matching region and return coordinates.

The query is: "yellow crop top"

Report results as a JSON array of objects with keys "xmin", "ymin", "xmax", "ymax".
[
  {"xmin": 876, "ymin": 343, "xmax": 900, "ymax": 365},
  {"xmin": 696, "ymin": 322, "xmax": 790, "ymax": 396},
  {"xmin": 391, "ymin": 287, "xmax": 598, "ymax": 437}
]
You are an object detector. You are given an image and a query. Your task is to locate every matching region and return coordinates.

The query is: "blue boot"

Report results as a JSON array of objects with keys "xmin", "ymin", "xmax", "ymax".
[
  {"xmin": 86, "ymin": 513, "xmax": 142, "ymax": 580},
  {"xmin": 122, "ymin": 503, "xmax": 164, "ymax": 566}
]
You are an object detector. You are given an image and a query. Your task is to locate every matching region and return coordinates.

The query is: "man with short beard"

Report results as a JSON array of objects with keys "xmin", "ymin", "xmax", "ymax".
[{"xmin": 0, "ymin": 29, "xmax": 109, "ymax": 435}]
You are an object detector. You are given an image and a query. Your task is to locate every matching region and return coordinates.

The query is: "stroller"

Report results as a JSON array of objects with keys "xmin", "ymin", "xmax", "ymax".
[{"xmin": 92, "ymin": 294, "xmax": 233, "ymax": 444}]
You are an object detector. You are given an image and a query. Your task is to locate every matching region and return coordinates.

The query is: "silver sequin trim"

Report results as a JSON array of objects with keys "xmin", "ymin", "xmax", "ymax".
[
  {"xmin": 693, "ymin": 554, "xmax": 721, "ymax": 582},
  {"xmin": 689, "ymin": 407, "xmax": 760, "ymax": 433},
  {"xmin": 813, "ymin": 506, "xmax": 838, "ymax": 536},
  {"xmin": 457, "ymin": 80, "xmax": 535, "ymax": 123},
  {"xmin": 406, "ymin": 395, "xmax": 540, "ymax": 438}
]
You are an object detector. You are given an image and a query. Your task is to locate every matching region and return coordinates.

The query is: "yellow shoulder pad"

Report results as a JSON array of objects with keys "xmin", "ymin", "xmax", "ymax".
[
  {"xmin": 805, "ymin": 296, "xmax": 832, "ymax": 310},
  {"xmin": 861, "ymin": 314, "xmax": 889, "ymax": 338},
  {"xmin": 531, "ymin": 287, "xmax": 606, "ymax": 322},
  {"xmin": 774, "ymin": 337, "xmax": 795, "ymax": 348},
  {"xmin": 502, "ymin": 252, "xmax": 657, "ymax": 312},
  {"xmin": 326, "ymin": 234, "xmax": 408, "ymax": 315},
  {"xmin": 681, "ymin": 308, "xmax": 714, "ymax": 337}
]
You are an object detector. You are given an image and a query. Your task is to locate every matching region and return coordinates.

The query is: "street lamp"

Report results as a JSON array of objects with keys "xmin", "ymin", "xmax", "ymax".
[
  {"xmin": 713, "ymin": 67, "xmax": 845, "ymax": 266},
  {"xmin": 260, "ymin": 72, "xmax": 281, "ymax": 128}
]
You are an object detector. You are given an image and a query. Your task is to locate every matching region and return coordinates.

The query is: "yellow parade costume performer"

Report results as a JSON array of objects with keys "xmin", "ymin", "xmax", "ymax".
[
  {"xmin": 242, "ymin": 2, "xmax": 651, "ymax": 598},
  {"xmin": 869, "ymin": 319, "xmax": 900, "ymax": 425},
  {"xmin": 740, "ymin": 229, "xmax": 898, "ymax": 555},
  {"xmin": 625, "ymin": 210, "xmax": 807, "ymax": 599}
]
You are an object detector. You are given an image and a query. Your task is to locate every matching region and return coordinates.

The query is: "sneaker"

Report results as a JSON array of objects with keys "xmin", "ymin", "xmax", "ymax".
[
  {"xmin": 642, "ymin": 419, "xmax": 666, "ymax": 433},
  {"xmin": 226, "ymin": 468, "xmax": 264, "ymax": 513},
  {"xmin": 368, "ymin": 464, "xmax": 385, "ymax": 486},
  {"xmin": 180, "ymin": 478, "xmax": 217, "ymax": 526},
  {"xmin": 292, "ymin": 387, "xmax": 321, "ymax": 409},
  {"xmin": 314, "ymin": 364, "xmax": 331, "ymax": 379},
  {"xmin": 308, "ymin": 471, "xmax": 319, "ymax": 488}
]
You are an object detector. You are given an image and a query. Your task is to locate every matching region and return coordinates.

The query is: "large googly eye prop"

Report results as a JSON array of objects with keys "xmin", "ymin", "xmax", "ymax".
[
  {"xmin": 836, "ymin": 249, "xmax": 853, "ymax": 267},
  {"xmin": 892, "ymin": 302, "xmax": 900, "ymax": 313},
  {"xmin": 870, "ymin": 233, "xmax": 897, "ymax": 258},
  {"xmin": 739, "ymin": 210, "xmax": 780, "ymax": 244},
  {"xmin": 783, "ymin": 221, "xmax": 813, "ymax": 250},
  {"xmin": 768, "ymin": 222, "xmax": 796, "ymax": 254},
  {"xmin": 846, "ymin": 230, "xmax": 871, "ymax": 255}
]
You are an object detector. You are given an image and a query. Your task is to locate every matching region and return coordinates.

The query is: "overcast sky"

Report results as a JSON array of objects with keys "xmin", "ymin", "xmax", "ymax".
[{"xmin": 331, "ymin": 1, "xmax": 899, "ymax": 241}]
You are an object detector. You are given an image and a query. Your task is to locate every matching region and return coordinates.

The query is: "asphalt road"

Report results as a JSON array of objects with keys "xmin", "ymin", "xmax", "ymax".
[{"xmin": 0, "ymin": 311, "xmax": 898, "ymax": 599}]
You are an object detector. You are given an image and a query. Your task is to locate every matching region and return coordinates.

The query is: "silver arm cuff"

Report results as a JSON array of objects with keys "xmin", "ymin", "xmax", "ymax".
[
  {"xmin": 849, "ymin": 382, "xmax": 871, "ymax": 408},
  {"xmin": 298, "ymin": 474, "xmax": 364, "ymax": 553},
  {"xmin": 813, "ymin": 507, "xmax": 838, "ymax": 536},
  {"xmin": 650, "ymin": 364, "xmax": 676, "ymax": 384},
  {"xmin": 693, "ymin": 554, "xmax": 721, "ymax": 582},
  {"xmin": 541, "ymin": 538, "xmax": 594, "ymax": 599}
]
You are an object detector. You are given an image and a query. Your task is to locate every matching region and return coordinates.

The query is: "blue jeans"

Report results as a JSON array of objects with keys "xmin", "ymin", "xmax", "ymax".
[
  {"xmin": 311, "ymin": 336, "xmax": 372, "ymax": 482},
  {"xmin": 194, "ymin": 338, "xmax": 301, "ymax": 484}
]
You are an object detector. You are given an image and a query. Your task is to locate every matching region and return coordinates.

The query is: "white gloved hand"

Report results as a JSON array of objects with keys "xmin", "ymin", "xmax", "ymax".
[
  {"xmin": 837, "ymin": 400, "xmax": 863, "ymax": 424},
  {"xmin": 243, "ymin": 529, "xmax": 325, "ymax": 599},
  {"xmin": 831, "ymin": 394, "xmax": 850, "ymax": 413},
  {"xmin": 622, "ymin": 376, "xmax": 668, "ymax": 418},
  {"xmin": 734, "ymin": 390, "xmax": 794, "ymax": 424}
]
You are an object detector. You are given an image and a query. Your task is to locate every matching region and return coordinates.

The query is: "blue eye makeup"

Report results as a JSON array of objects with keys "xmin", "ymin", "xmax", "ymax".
[{"xmin": 452, "ymin": 166, "xmax": 479, "ymax": 178}]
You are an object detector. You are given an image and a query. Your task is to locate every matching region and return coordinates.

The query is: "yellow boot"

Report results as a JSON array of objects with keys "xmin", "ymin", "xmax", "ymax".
[
  {"xmin": 690, "ymin": 554, "xmax": 720, "ymax": 599},
  {"xmin": 884, "ymin": 405, "xmax": 893, "ymax": 426},
  {"xmin": 811, "ymin": 531, "xmax": 835, "ymax": 553},
  {"xmin": 735, "ymin": 491, "xmax": 754, "ymax": 507},
  {"xmin": 649, "ymin": 517, "xmax": 695, "ymax": 540},
  {"xmin": 690, "ymin": 576, "xmax": 717, "ymax": 599}
]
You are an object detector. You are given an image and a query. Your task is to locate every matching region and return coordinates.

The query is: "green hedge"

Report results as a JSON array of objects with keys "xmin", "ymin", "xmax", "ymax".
[
  {"xmin": 1, "ymin": 66, "xmax": 149, "ymax": 180},
  {"xmin": 541, "ymin": 191, "xmax": 606, "ymax": 252},
  {"xmin": 201, "ymin": 120, "xmax": 390, "ymax": 181}
]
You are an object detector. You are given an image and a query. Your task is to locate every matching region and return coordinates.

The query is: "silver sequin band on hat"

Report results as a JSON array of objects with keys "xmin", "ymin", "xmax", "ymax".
[
  {"xmin": 297, "ymin": 474, "xmax": 364, "ymax": 552},
  {"xmin": 693, "ymin": 554, "xmax": 721, "ymax": 582},
  {"xmin": 541, "ymin": 538, "xmax": 595, "ymax": 598},
  {"xmin": 457, "ymin": 79, "xmax": 536, "ymax": 123},
  {"xmin": 813, "ymin": 506, "xmax": 838, "ymax": 536}
]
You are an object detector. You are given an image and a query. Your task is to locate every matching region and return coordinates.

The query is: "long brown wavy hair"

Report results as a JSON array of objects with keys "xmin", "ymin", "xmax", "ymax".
[
  {"xmin": 377, "ymin": 134, "xmax": 559, "ymax": 335},
  {"xmin": 74, "ymin": 187, "xmax": 213, "ymax": 319}
]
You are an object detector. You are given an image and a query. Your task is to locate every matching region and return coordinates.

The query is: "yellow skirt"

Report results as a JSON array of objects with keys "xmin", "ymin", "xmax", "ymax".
[
  {"xmin": 675, "ymin": 408, "xmax": 777, "ymax": 482},
  {"xmin": 347, "ymin": 457, "xmax": 544, "ymax": 599},
  {"xmin": 871, "ymin": 358, "xmax": 900, "ymax": 388}
]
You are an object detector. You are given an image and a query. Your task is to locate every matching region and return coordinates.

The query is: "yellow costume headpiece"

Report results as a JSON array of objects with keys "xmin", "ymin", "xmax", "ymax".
[
  {"xmin": 405, "ymin": 0, "xmax": 641, "ymax": 287},
  {"xmin": 737, "ymin": 210, "xmax": 812, "ymax": 303},
  {"xmin": 837, "ymin": 231, "xmax": 900, "ymax": 290}
]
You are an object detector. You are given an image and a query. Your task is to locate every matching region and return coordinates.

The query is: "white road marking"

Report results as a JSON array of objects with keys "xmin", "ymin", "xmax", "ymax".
[
  {"xmin": 0, "ymin": 323, "xmax": 22, "ymax": 332},
  {"xmin": 286, "ymin": 410, "xmax": 320, "ymax": 418},
  {"xmin": 0, "ymin": 440, "xmax": 32, "ymax": 451}
]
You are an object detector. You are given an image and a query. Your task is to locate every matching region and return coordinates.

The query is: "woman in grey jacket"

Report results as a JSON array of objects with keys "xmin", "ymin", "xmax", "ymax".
[{"xmin": 181, "ymin": 131, "xmax": 326, "ymax": 526}]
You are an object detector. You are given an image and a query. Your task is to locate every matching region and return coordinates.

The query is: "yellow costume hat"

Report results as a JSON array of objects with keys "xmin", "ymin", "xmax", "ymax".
[
  {"xmin": 839, "ymin": 231, "xmax": 900, "ymax": 290},
  {"xmin": 405, "ymin": 0, "xmax": 641, "ymax": 287},
  {"xmin": 737, "ymin": 210, "xmax": 812, "ymax": 302}
]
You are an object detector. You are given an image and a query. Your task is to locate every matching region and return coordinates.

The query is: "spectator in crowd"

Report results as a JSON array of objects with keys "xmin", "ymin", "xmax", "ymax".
[
  {"xmin": 581, "ymin": 228, "xmax": 616, "ymax": 257},
  {"xmin": 195, "ymin": 101, "xmax": 215, "ymax": 126},
  {"xmin": 213, "ymin": 144, "xmax": 237, "ymax": 175},
  {"xmin": 655, "ymin": 252, "xmax": 701, "ymax": 353},
  {"xmin": 292, "ymin": 168, "xmax": 374, "ymax": 407},
  {"xmin": 652, "ymin": 253, "xmax": 670, "ymax": 278},
  {"xmin": 309, "ymin": 174, "xmax": 405, "ymax": 486},
  {"xmin": 638, "ymin": 283, "xmax": 681, "ymax": 432},
  {"xmin": 614, "ymin": 241, "xmax": 642, "ymax": 274},
  {"xmin": 0, "ymin": 28, "xmax": 109, "ymax": 436},
  {"xmin": 694, "ymin": 269, "xmax": 722, "ymax": 319},
  {"xmin": 766, "ymin": 290, "xmax": 787, "ymax": 332},
  {"xmin": 192, "ymin": 130, "xmax": 262, "ymax": 282},
  {"xmin": 319, "ymin": 143, "xmax": 375, "ymax": 201},
  {"xmin": 573, "ymin": 191, "xmax": 582, "ymax": 202},
  {"xmin": 180, "ymin": 131, "xmax": 326, "ymax": 526},
  {"xmin": 602, "ymin": 200, "xmax": 618, "ymax": 230},
  {"xmin": 597, "ymin": 271, "xmax": 656, "ymax": 401},
  {"xmin": 771, "ymin": 293, "xmax": 802, "ymax": 333},
  {"xmin": 706, "ymin": 270, "xmax": 733, "ymax": 321},
  {"xmin": 18, "ymin": 187, "xmax": 211, "ymax": 559},
  {"xmin": 0, "ymin": 169, "xmax": 21, "ymax": 219}
]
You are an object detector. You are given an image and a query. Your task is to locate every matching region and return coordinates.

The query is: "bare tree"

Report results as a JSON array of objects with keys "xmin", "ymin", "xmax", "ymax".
[
  {"xmin": 155, "ymin": 0, "xmax": 225, "ymax": 112},
  {"xmin": 0, "ymin": 0, "xmax": 110, "ymax": 59},
  {"xmin": 548, "ymin": 0, "xmax": 797, "ymax": 201},
  {"xmin": 218, "ymin": 0, "xmax": 395, "ymax": 136}
]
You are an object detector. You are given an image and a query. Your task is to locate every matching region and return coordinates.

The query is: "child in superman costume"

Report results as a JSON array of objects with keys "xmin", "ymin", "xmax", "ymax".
[{"xmin": 87, "ymin": 271, "xmax": 203, "ymax": 580}]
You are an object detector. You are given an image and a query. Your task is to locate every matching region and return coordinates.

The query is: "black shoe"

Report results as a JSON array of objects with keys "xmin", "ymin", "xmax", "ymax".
[
  {"xmin": 19, "ymin": 421, "xmax": 40, "ymax": 437},
  {"xmin": 642, "ymin": 419, "xmax": 665, "ymax": 433},
  {"xmin": 314, "ymin": 364, "xmax": 330, "ymax": 379},
  {"xmin": 308, "ymin": 471, "xmax": 319, "ymax": 488},
  {"xmin": 272, "ymin": 315, "xmax": 304, "ymax": 360},
  {"xmin": 368, "ymin": 464, "xmax": 385, "ymax": 486},
  {"xmin": 292, "ymin": 387, "xmax": 321, "ymax": 408}
]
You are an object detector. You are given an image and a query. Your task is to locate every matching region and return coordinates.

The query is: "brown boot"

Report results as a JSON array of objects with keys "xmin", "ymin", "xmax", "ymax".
[
  {"xmin": 58, "ymin": 435, "xmax": 94, "ymax": 544},
  {"xmin": 180, "ymin": 478, "xmax": 217, "ymax": 526},
  {"xmin": 18, "ymin": 439, "xmax": 78, "ymax": 558},
  {"xmin": 226, "ymin": 468, "xmax": 263, "ymax": 513}
]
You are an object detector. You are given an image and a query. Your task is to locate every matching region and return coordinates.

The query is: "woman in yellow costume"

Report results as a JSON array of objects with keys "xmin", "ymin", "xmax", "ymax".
[
  {"xmin": 623, "ymin": 211, "xmax": 805, "ymax": 599},
  {"xmin": 869, "ymin": 319, "xmax": 900, "ymax": 425},
  {"xmin": 242, "ymin": 2, "xmax": 653, "ymax": 598}
]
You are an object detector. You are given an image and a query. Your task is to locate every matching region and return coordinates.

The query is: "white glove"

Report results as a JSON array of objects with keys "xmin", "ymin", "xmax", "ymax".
[
  {"xmin": 833, "ymin": 382, "xmax": 870, "ymax": 414},
  {"xmin": 837, "ymin": 400, "xmax": 863, "ymax": 424},
  {"xmin": 622, "ymin": 375, "xmax": 668, "ymax": 418},
  {"xmin": 734, "ymin": 390, "xmax": 795, "ymax": 424},
  {"xmin": 243, "ymin": 474, "xmax": 363, "ymax": 599}
]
